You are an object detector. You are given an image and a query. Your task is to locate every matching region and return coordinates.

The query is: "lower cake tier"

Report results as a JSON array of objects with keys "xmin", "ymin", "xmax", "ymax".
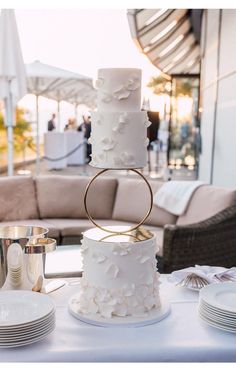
[
  {"xmin": 76, "ymin": 226, "xmax": 161, "ymax": 319},
  {"xmin": 89, "ymin": 111, "xmax": 151, "ymax": 169}
]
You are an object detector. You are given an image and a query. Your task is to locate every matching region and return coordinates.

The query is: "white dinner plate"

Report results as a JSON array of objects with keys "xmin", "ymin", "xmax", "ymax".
[
  {"xmin": 0, "ymin": 322, "xmax": 55, "ymax": 348},
  {"xmin": 199, "ymin": 305, "xmax": 236, "ymax": 326},
  {"xmin": 0, "ymin": 319, "xmax": 55, "ymax": 343},
  {"xmin": 199, "ymin": 309, "xmax": 236, "ymax": 333},
  {"xmin": 199, "ymin": 282, "xmax": 236, "ymax": 313},
  {"xmin": 0, "ymin": 316, "xmax": 55, "ymax": 341},
  {"xmin": 200, "ymin": 300, "xmax": 236, "ymax": 319},
  {"xmin": 0, "ymin": 309, "xmax": 55, "ymax": 332},
  {"xmin": 0, "ymin": 291, "xmax": 55, "ymax": 327}
]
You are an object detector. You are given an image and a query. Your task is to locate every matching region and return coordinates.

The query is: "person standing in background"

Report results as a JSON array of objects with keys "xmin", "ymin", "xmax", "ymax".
[
  {"xmin": 77, "ymin": 113, "xmax": 91, "ymax": 162},
  {"xmin": 48, "ymin": 113, "xmax": 56, "ymax": 131}
]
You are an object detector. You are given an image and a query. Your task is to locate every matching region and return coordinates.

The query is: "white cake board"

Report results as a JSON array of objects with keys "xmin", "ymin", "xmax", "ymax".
[{"xmin": 68, "ymin": 292, "xmax": 171, "ymax": 328}]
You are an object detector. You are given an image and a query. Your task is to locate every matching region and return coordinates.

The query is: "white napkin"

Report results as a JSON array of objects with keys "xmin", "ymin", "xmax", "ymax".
[{"xmin": 169, "ymin": 265, "xmax": 236, "ymax": 284}]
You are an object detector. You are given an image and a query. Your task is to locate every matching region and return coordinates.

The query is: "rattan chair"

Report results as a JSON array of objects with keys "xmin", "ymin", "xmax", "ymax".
[{"xmin": 157, "ymin": 204, "xmax": 236, "ymax": 273}]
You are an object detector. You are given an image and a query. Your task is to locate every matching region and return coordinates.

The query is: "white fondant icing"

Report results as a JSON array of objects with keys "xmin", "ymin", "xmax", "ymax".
[
  {"xmin": 76, "ymin": 227, "xmax": 161, "ymax": 318},
  {"xmin": 91, "ymin": 111, "xmax": 148, "ymax": 169},
  {"xmin": 97, "ymin": 68, "xmax": 142, "ymax": 112}
]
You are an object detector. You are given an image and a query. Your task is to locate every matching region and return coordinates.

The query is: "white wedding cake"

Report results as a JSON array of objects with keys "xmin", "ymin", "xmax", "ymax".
[
  {"xmin": 76, "ymin": 227, "xmax": 161, "ymax": 318},
  {"xmin": 89, "ymin": 68, "xmax": 151, "ymax": 169},
  {"xmin": 70, "ymin": 68, "xmax": 162, "ymax": 321}
]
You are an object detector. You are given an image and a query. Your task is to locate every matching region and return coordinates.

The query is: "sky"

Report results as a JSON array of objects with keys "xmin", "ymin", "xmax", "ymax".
[{"xmin": 10, "ymin": 9, "xmax": 161, "ymax": 134}]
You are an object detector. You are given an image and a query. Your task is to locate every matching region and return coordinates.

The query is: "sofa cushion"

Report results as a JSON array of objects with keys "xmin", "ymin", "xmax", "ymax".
[
  {"xmin": 35, "ymin": 176, "xmax": 118, "ymax": 219},
  {"xmin": 177, "ymin": 185, "xmax": 236, "ymax": 225},
  {"xmin": 0, "ymin": 219, "xmax": 60, "ymax": 238},
  {"xmin": 43, "ymin": 218, "xmax": 135, "ymax": 236},
  {"xmin": 112, "ymin": 178, "xmax": 177, "ymax": 227},
  {"xmin": 0, "ymin": 177, "xmax": 39, "ymax": 222}
]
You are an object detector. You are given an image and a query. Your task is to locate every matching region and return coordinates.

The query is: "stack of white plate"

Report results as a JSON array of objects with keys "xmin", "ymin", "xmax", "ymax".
[
  {"xmin": 199, "ymin": 282, "xmax": 236, "ymax": 333},
  {"xmin": 0, "ymin": 291, "xmax": 56, "ymax": 348}
]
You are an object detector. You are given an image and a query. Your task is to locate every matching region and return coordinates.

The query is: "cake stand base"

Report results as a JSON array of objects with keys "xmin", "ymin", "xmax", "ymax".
[{"xmin": 68, "ymin": 293, "xmax": 171, "ymax": 327}]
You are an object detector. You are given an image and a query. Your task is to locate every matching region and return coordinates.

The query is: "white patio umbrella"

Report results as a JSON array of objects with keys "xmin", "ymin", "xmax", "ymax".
[
  {"xmin": 25, "ymin": 60, "xmax": 96, "ymax": 173},
  {"xmin": 0, "ymin": 9, "xmax": 27, "ymax": 176}
]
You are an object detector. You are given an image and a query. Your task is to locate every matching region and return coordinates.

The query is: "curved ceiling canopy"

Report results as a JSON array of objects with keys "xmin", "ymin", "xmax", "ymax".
[{"xmin": 127, "ymin": 9, "xmax": 203, "ymax": 75}]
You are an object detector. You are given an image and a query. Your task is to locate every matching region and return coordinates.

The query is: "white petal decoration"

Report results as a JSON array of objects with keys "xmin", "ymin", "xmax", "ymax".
[
  {"xmin": 87, "ymin": 301, "xmax": 99, "ymax": 314},
  {"xmin": 95, "ymin": 288, "xmax": 109, "ymax": 303},
  {"xmin": 145, "ymin": 119, "xmax": 152, "ymax": 128},
  {"xmin": 113, "ymin": 86, "xmax": 131, "ymax": 100},
  {"xmin": 113, "ymin": 156, "xmax": 123, "ymax": 166},
  {"xmin": 136, "ymin": 285, "xmax": 149, "ymax": 299},
  {"xmin": 112, "ymin": 244, "xmax": 131, "ymax": 256},
  {"xmin": 139, "ymin": 256, "xmax": 151, "ymax": 264},
  {"xmin": 126, "ymin": 76, "xmax": 140, "ymax": 91},
  {"xmin": 123, "ymin": 284, "xmax": 135, "ymax": 297},
  {"xmin": 114, "ymin": 304, "xmax": 128, "ymax": 317},
  {"xmin": 94, "ymin": 78, "xmax": 104, "ymax": 89},
  {"xmin": 92, "ymin": 252, "xmax": 107, "ymax": 263},
  {"xmin": 121, "ymin": 152, "xmax": 135, "ymax": 166},
  {"xmin": 106, "ymin": 298, "xmax": 117, "ymax": 306},
  {"xmin": 80, "ymin": 242, "xmax": 89, "ymax": 253},
  {"xmin": 101, "ymin": 137, "xmax": 116, "ymax": 151},
  {"xmin": 86, "ymin": 286, "xmax": 97, "ymax": 299},
  {"xmin": 119, "ymin": 113, "xmax": 128, "ymax": 124},
  {"xmin": 144, "ymin": 138, "xmax": 150, "ymax": 147},
  {"xmin": 126, "ymin": 295, "xmax": 139, "ymax": 308},
  {"xmin": 144, "ymin": 296, "xmax": 155, "ymax": 310},
  {"xmin": 99, "ymin": 305, "xmax": 114, "ymax": 319},
  {"xmin": 101, "ymin": 92, "xmax": 113, "ymax": 103},
  {"xmin": 105, "ymin": 263, "xmax": 119, "ymax": 278}
]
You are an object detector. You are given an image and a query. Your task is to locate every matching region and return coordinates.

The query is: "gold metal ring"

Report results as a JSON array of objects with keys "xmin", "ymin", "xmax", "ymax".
[{"xmin": 84, "ymin": 169, "xmax": 153, "ymax": 234}]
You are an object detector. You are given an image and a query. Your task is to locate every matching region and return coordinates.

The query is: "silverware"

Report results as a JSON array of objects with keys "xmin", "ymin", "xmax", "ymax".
[
  {"xmin": 215, "ymin": 273, "xmax": 236, "ymax": 282},
  {"xmin": 176, "ymin": 273, "xmax": 209, "ymax": 290}
]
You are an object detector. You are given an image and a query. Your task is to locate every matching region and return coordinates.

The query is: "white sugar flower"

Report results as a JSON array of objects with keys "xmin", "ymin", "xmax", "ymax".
[
  {"xmin": 105, "ymin": 263, "xmax": 119, "ymax": 278},
  {"xmin": 101, "ymin": 137, "xmax": 116, "ymax": 151},
  {"xmin": 123, "ymin": 284, "xmax": 135, "ymax": 297},
  {"xmin": 94, "ymin": 78, "xmax": 104, "ymax": 89},
  {"xmin": 113, "ymin": 86, "xmax": 131, "ymax": 100},
  {"xmin": 112, "ymin": 243, "xmax": 131, "ymax": 256},
  {"xmin": 92, "ymin": 252, "xmax": 107, "ymax": 263},
  {"xmin": 125, "ymin": 76, "xmax": 140, "ymax": 91},
  {"xmin": 99, "ymin": 304, "xmax": 114, "ymax": 318}
]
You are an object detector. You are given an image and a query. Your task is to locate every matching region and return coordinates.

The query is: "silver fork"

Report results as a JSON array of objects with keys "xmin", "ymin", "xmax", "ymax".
[
  {"xmin": 176, "ymin": 273, "xmax": 209, "ymax": 289},
  {"xmin": 215, "ymin": 273, "xmax": 236, "ymax": 282}
]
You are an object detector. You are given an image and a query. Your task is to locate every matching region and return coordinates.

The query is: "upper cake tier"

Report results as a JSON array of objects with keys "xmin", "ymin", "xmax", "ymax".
[{"xmin": 95, "ymin": 68, "xmax": 142, "ymax": 112}]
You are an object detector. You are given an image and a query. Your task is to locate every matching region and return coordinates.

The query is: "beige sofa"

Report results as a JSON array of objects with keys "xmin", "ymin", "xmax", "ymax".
[{"xmin": 0, "ymin": 175, "xmax": 236, "ymax": 272}]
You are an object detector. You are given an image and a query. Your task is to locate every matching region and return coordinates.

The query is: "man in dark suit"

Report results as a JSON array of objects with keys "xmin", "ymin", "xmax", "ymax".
[
  {"xmin": 48, "ymin": 113, "xmax": 56, "ymax": 131},
  {"xmin": 78, "ymin": 113, "xmax": 91, "ymax": 161}
]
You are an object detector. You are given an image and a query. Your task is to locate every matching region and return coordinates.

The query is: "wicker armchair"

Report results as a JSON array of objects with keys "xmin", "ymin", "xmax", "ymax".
[{"xmin": 157, "ymin": 204, "xmax": 236, "ymax": 273}]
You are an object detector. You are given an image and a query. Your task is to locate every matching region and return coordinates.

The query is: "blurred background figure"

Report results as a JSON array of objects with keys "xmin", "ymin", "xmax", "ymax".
[
  {"xmin": 47, "ymin": 113, "xmax": 56, "ymax": 131},
  {"xmin": 64, "ymin": 117, "xmax": 77, "ymax": 131},
  {"xmin": 77, "ymin": 113, "xmax": 91, "ymax": 162}
]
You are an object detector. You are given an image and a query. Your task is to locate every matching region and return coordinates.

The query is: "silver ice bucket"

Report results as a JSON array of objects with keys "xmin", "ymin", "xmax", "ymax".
[{"xmin": 0, "ymin": 226, "xmax": 56, "ymax": 290}]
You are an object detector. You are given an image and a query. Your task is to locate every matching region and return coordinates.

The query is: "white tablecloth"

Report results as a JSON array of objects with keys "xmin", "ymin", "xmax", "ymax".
[
  {"xmin": 1, "ymin": 276, "xmax": 236, "ymax": 362},
  {"xmin": 44, "ymin": 132, "xmax": 85, "ymax": 170},
  {"xmin": 65, "ymin": 131, "xmax": 85, "ymax": 166}
]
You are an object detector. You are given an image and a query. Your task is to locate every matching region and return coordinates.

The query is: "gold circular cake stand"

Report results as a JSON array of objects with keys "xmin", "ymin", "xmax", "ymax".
[{"xmin": 84, "ymin": 168, "xmax": 153, "ymax": 234}]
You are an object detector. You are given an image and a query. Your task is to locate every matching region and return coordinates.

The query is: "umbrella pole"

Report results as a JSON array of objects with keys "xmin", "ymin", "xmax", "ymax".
[
  {"xmin": 7, "ymin": 126, "xmax": 14, "ymax": 177},
  {"xmin": 6, "ymin": 81, "xmax": 14, "ymax": 177},
  {"xmin": 36, "ymin": 94, "xmax": 40, "ymax": 175}
]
